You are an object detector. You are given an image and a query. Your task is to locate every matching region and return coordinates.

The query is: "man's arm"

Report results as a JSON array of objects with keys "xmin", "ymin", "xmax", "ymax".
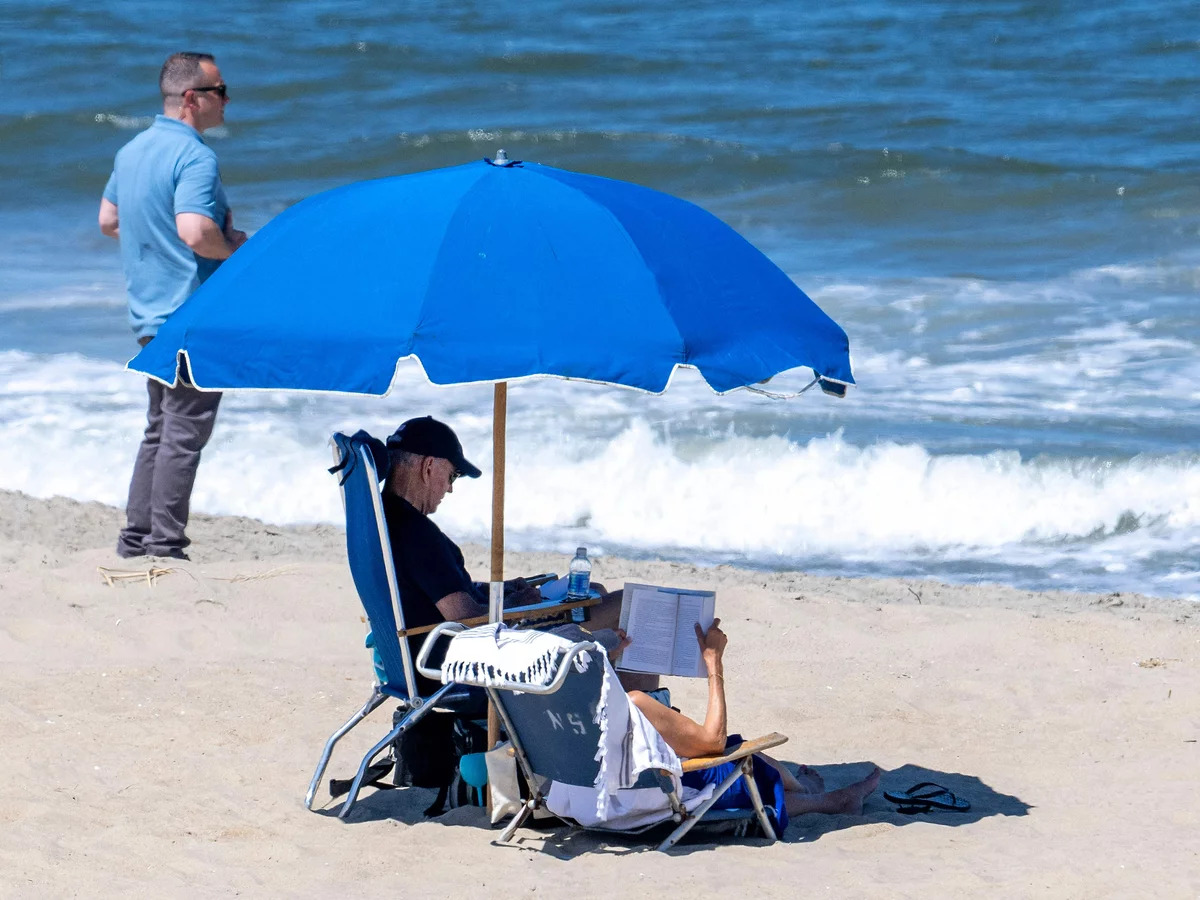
[
  {"xmin": 176, "ymin": 212, "xmax": 244, "ymax": 260},
  {"xmin": 435, "ymin": 590, "xmax": 489, "ymax": 622},
  {"xmin": 98, "ymin": 198, "xmax": 119, "ymax": 239}
]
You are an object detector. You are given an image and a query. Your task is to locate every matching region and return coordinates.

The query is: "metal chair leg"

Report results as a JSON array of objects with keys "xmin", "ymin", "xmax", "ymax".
[
  {"xmin": 337, "ymin": 682, "xmax": 457, "ymax": 820},
  {"xmin": 657, "ymin": 757, "xmax": 778, "ymax": 851},
  {"xmin": 657, "ymin": 762, "xmax": 747, "ymax": 851},
  {"xmin": 738, "ymin": 757, "xmax": 778, "ymax": 842},
  {"xmin": 305, "ymin": 685, "xmax": 386, "ymax": 809},
  {"xmin": 495, "ymin": 798, "xmax": 537, "ymax": 844}
]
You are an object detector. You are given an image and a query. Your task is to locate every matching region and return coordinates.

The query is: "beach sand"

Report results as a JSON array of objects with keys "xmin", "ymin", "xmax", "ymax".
[{"xmin": 2, "ymin": 488, "xmax": 1197, "ymax": 898}]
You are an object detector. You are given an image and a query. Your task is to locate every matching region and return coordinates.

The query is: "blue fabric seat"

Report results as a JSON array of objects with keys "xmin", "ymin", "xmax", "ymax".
[
  {"xmin": 304, "ymin": 431, "xmax": 478, "ymax": 819},
  {"xmin": 418, "ymin": 622, "xmax": 789, "ymax": 851}
]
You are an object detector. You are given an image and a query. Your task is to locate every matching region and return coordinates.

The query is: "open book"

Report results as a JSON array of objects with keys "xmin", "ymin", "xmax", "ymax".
[{"xmin": 616, "ymin": 582, "xmax": 717, "ymax": 678}]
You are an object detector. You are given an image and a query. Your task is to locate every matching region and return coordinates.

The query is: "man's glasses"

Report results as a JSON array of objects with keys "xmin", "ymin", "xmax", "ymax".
[
  {"xmin": 448, "ymin": 469, "xmax": 460, "ymax": 486},
  {"xmin": 181, "ymin": 84, "xmax": 227, "ymax": 99}
]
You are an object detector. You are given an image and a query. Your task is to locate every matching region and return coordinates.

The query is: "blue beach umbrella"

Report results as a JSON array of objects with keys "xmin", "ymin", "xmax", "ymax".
[{"xmin": 130, "ymin": 154, "xmax": 854, "ymax": 597}]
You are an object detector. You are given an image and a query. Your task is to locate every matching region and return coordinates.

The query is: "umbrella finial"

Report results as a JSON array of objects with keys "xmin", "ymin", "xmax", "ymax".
[{"xmin": 491, "ymin": 149, "xmax": 516, "ymax": 167}]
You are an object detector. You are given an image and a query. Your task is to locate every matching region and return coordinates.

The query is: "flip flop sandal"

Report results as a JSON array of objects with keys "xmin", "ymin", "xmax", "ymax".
[{"xmin": 884, "ymin": 781, "xmax": 970, "ymax": 813}]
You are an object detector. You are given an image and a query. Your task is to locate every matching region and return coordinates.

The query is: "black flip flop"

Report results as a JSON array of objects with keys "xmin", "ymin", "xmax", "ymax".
[{"xmin": 884, "ymin": 781, "xmax": 970, "ymax": 813}]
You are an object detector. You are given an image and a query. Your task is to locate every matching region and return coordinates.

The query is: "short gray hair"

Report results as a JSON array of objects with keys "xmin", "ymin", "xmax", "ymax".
[
  {"xmin": 383, "ymin": 447, "xmax": 424, "ymax": 493},
  {"xmin": 388, "ymin": 448, "xmax": 427, "ymax": 475},
  {"xmin": 389, "ymin": 449, "xmax": 423, "ymax": 471},
  {"xmin": 159, "ymin": 52, "xmax": 215, "ymax": 98}
]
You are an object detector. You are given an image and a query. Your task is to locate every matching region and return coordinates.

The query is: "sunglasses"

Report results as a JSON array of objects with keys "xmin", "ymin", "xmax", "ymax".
[
  {"xmin": 183, "ymin": 84, "xmax": 227, "ymax": 99},
  {"xmin": 448, "ymin": 468, "xmax": 460, "ymax": 485}
]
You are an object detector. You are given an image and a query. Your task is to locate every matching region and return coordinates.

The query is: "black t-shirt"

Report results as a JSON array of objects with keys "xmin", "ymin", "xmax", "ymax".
[{"xmin": 381, "ymin": 492, "xmax": 486, "ymax": 632}]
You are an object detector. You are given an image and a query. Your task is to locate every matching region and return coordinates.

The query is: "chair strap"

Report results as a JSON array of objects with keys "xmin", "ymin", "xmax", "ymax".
[{"xmin": 329, "ymin": 430, "xmax": 389, "ymax": 485}]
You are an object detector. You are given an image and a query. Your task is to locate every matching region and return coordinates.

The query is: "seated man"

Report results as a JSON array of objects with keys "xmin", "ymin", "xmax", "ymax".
[{"xmin": 381, "ymin": 415, "xmax": 639, "ymax": 686}]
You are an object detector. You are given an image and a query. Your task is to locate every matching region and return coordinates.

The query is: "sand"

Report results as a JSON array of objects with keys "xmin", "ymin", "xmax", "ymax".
[{"xmin": 1, "ymin": 488, "xmax": 1197, "ymax": 898}]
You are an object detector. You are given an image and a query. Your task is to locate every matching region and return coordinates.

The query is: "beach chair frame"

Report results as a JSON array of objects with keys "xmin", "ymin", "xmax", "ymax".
[
  {"xmin": 417, "ymin": 621, "xmax": 787, "ymax": 851},
  {"xmin": 307, "ymin": 432, "xmax": 598, "ymax": 819},
  {"xmin": 304, "ymin": 432, "xmax": 473, "ymax": 818}
]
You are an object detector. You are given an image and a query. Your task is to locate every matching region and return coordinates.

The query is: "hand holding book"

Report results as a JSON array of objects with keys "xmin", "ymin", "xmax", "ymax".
[
  {"xmin": 616, "ymin": 582, "xmax": 717, "ymax": 677},
  {"xmin": 695, "ymin": 616, "xmax": 726, "ymax": 675}
]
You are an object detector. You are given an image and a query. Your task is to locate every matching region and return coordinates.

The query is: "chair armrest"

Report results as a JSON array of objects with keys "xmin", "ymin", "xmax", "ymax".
[
  {"xmin": 396, "ymin": 595, "xmax": 600, "ymax": 640},
  {"xmin": 679, "ymin": 732, "xmax": 788, "ymax": 774},
  {"xmin": 413, "ymin": 620, "xmax": 606, "ymax": 693},
  {"xmin": 414, "ymin": 622, "xmax": 467, "ymax": 679}
]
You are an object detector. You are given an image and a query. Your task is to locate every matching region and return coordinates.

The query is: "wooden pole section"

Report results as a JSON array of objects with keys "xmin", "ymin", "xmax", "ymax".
[
  {"xmin": 487, "ymin": 381, "xmax": 508, "ymax": 796},
  {"xmin": 490, "ymin": 381, "xmax": 507, "ymax": 586}
]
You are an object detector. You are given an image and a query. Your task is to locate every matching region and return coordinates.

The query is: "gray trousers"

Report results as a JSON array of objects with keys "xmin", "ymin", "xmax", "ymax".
[{"xmin": 117, "ymin": 368, "xmax": 222, "ymax": 558}]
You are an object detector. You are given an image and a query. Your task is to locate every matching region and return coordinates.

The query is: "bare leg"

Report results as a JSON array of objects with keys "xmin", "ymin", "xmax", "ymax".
[
  {"xmin": 793, "ymin": 764, "xmax": 825, "ymax": 794},
  {"xmin": 784, "ymin": 766, "xmax": 881, "ymax": 817},
  {"xmin": 764, "ymin": 757, "xmax": 825, "ymax": 794},
  {"xmin": 758, "ymin": 754, "xmax": 824, "ymax": 794}
]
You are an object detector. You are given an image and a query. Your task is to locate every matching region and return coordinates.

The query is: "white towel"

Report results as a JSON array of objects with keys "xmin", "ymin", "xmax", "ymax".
[
  {"xmin": 443, "ymin": 623, "xmax": 714, "ymax": 829},
  {"xmin": 439, "ymin": 622, "xmax": 583, "ymax": 687},
  {"xmin": 595, "ymin": 663, "xmax": 679, "ymax": 792},
  {"xmin": 548, "ymin": 656, "xmax": 715, "ymax": 828}
]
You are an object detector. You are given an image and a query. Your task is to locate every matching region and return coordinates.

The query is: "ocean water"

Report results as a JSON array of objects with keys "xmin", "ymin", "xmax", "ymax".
[{"xmin": 1, "ymin": 0, "xmax": 1197, "ymax": 598}]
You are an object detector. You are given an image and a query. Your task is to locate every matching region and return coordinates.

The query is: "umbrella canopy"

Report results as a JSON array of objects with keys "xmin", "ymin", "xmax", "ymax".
[
  {"xmin": 131, "ymin": 157, "xmax": 853, "ymax": 395},
  {"xmin": 129, "ymin": 154, "xmax": 855, "ymax": 618}
]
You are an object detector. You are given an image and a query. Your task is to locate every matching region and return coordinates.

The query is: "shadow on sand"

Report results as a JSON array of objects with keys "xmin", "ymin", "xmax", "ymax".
[
  {"xmin": 782, "ymin": 760, "xmax": 1031, "ymax": 846},
  {"xmin": 313, "ymin": 759, "xmax": 1031, "ymax": 856}
]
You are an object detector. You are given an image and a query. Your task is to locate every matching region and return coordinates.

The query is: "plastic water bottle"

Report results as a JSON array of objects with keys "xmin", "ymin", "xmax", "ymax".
[{"xmin": 567, "ymin": 547, "xmax": 591, "ymax": 622}]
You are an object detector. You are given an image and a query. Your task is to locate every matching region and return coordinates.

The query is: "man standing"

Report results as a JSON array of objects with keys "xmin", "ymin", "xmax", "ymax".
[{"xmin": 99, "ymin": 52, "xmax": 246, "ymax": 560}]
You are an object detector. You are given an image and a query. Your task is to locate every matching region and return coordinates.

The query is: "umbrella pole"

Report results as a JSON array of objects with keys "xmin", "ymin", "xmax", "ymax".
[
  {"xmin": 487, "ymin": 382, "xmax": 508, "ymax": 773},
  {"xmin": 489, "ymin": 380, "xmax": 507, "ymax": 615}
]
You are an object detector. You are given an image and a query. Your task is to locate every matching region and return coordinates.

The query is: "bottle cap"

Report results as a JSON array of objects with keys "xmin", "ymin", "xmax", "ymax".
[{"xmin": 576, "ymin": 547, "xmax": 587, "ymax": 556}]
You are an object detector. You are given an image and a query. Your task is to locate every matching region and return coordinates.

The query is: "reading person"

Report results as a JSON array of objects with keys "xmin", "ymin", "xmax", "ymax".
[
  {"xmin": 626, "ymin": 619, "xmax": 882, "ymax": 821},
  {"xmin": 383, "ymin": 415, "xmax": 877, "ymax": 823}
]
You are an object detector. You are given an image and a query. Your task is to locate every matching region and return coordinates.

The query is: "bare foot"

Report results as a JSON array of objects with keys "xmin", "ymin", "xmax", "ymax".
[
  {"xmin": 837, "ymin": 765, "xmax": 881, "ymax": 813},
  {"xmin": 785, "ymin": 766, "xmax": 882, "ymax": 817},
  {"xmin": 759, "ymin": 754, "xmax": 825, "ymax": 794},
  {"xmin": 792, "ymin": 764, "xmax": 825, "ymax": 794}
]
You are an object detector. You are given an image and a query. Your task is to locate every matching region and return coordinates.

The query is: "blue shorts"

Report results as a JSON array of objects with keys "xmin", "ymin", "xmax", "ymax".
[{"xmin": 680, "ymin": 734, "xmax": 788, "ymax": 833}]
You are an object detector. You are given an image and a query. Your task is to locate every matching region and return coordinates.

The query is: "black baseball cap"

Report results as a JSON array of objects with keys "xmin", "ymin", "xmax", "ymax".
[{"xmin": 386, "ymin": 416, "xmax": 482, "ymax": 478}]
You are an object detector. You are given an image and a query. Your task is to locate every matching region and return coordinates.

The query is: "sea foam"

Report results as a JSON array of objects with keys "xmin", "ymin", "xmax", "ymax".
[{"xmin": 1, "ymin": 350, "xmax": 1195, "ymax": 599}]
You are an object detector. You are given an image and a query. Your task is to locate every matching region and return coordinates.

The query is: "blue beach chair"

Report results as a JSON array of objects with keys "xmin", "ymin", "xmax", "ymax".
[
  {"xmin": 303, "ymin": 431, "xmax": 480, "ymax": 818},
  {"xmin": 306, "ymin": 431, "xmax": 592, "ymax": 819},
  {"xmin": 418, "ymin": 622, "xmax": 788, "ymax": 851}
]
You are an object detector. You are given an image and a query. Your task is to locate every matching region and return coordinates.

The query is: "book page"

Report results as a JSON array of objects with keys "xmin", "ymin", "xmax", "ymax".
[
  {"xmin": 669, "ymin": 591, "xmax": 716, "ymax": 677},
  {"xmin": 615, "ymin": 584, "xmax": 678, "ymax": 675},
  {"xmin": 617, "ymin": 583, "xmax": 717, "ymax": 677}
]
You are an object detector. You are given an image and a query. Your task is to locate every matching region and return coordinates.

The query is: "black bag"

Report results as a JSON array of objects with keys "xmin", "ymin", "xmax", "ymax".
[
  {"xmin": 392, "ymin": 708, "xmax": 456, "ymax": 789},
  {"xmin": 391, "ymin": 708, "xmax": 489, "ymax": 815}
]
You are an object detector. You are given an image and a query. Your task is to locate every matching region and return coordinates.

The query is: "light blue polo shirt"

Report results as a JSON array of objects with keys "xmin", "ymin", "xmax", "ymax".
[{"xmin": 103, "ymin": 115, "xmax": 230, "ymax": 338}]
